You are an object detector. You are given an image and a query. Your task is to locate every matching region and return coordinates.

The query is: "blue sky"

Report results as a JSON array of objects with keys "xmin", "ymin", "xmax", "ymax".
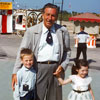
[{"xmin": 1, "ymin": 0, "xmax": 100, "ymax": 14}]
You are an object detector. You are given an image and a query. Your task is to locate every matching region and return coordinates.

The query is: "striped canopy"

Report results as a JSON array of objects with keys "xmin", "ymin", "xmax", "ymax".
[{"xmin": 69, "ymin": 13, "xmax": 100, "ymax": 23}]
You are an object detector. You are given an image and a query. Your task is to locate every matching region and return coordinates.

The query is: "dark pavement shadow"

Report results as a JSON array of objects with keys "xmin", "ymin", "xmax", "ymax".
[
  {"xmin": 88, "ymin": 59, "xmax": 96, "ymax": 65},
  {"xmin": 0, "ymin": 48, "xmax": 7, "ymax": 59},
  {"xmin": 96, "ymin": 38, "xmax": 100, "ymax": 48},
  {"xmin": 70, "ymin": 58, "xmax": 96, "ymax": 64},
  {"xmin": 70, "ymin": 58, "xmax": 75, "ymax": 61},
  {"xmin": 96, "ymin": 43, "xmax": 100, "ymax": 48},
  {"xmin": 70, "ymin": 58, "xmax": 100, "ymax": 70},
  {"xmin": 0, "ymin": 54, "xmax": 7, "ymax": 59}
]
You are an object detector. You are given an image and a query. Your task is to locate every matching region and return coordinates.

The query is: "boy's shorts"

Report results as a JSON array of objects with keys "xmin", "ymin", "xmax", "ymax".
[{"xmin": 20, "ymin": 90, "xmax": 36, "ymax": 100}]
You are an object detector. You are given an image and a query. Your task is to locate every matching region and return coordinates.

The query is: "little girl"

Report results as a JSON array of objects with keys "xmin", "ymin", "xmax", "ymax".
[{"xmin": 54, "ymin": 59, "xmax": 95, "ymax": 100}]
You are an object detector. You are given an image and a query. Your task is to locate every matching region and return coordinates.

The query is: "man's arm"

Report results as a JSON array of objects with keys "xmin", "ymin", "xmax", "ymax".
[
  {"xmin": 12, "ymin": 28, "xmax": 32, "ymax": 90},
  {"xmin": 54, "ymin": 27, "xmax": 71, "ymax": 75},
  {"xmin": 60, "ymin": 27, "xmax": 71, "ymax": 71},
  {"xmin": 13, "ymin": 28, "xmax": 32, "ymax": 73}
]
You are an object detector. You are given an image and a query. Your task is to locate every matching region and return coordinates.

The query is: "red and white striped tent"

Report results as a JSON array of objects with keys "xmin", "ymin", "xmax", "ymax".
[
  {"xmin": 69, "ymin": 13, "xmax": 100, "ymax": 48},
  {"xmin": 0, "ymin": 2, "xmax": 13, "ymax": 33},
  {"xmin": 69, "ymin": 12, "xmax": 100, "ymax": 23}
]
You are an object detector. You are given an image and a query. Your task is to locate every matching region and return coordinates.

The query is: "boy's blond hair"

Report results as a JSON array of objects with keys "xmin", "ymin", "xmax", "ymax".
[{"xmin": 20, "ymin": 48, "xmax": 34, "ymax": 60}]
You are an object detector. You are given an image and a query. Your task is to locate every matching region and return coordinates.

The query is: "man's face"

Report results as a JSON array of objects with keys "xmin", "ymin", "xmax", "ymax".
[{"xmin": 42, "ymin": 7, "xmax": 58, "ymax": 29}]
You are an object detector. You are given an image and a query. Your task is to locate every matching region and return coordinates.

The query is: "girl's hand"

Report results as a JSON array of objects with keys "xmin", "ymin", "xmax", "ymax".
[{"xmin": 53, "ymin": 72, "xmax": 60, "ymax": 78}]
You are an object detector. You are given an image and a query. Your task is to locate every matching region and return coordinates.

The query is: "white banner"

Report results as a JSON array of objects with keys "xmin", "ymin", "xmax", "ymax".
[
  {"xmin": 7, "ymin": 15, "xmax": 13, "ymax": 33},
  {"xmin": 0, "ymin": 15, "xmax": 2, "ymax": 33}
]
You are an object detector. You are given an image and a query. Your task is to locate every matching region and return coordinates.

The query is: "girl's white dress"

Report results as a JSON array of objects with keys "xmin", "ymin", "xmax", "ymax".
[{"xmin": 68, "ymin": 75, "xmax": 92, "ymax": 100}]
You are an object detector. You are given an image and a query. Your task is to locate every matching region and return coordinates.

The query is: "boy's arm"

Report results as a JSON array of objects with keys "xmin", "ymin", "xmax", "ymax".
[
  {"xmin": 13, "ymin": 73, "xmax": 21, "ymax": 100},
  {"xmin": 12, "ymin": 74, "xmax": 17, "ymax": 91},
  {"xmin": 89, "ymin": 85, "xmax": 95, "ymax": 100},
  {"xmin": 13, "ymin": 84, "xmax": 20, "ymax": 100}
]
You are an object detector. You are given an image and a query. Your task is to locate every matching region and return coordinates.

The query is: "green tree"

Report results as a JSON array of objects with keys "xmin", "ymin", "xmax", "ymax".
[{"xmin": 58, "ymin": 10, "xmax": 72, "ymax": 21}]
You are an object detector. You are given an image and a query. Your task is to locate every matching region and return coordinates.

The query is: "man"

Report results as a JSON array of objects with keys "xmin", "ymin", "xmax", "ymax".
[
  {"xmin": 75, "ymin": 26, "xmax": 90, "ymax": 61},
  {"xmin": 12, "ymin": 3, "xmax": 70, "ymax": 100}
]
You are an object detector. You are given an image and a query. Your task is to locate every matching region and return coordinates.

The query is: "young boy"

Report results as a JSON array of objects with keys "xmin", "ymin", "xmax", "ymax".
[{"xmin": 13, "ymin": 48, "xmax": 36, "ymax": 100}]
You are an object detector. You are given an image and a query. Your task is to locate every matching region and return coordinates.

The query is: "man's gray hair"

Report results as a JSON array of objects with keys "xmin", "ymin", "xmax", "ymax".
[{"xmin": 42, "ymin": 3, "xmax": 59, "ymax": 14}]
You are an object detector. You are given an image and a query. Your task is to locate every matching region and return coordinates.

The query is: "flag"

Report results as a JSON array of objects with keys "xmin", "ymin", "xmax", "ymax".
[{"xmin": 69, "ymin": 3, "xmax": 71, "ymax": 8}]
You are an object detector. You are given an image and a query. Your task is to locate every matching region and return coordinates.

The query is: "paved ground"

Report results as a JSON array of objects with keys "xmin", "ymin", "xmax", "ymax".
[{"xmin": 0, "ymin": 34, "xmax": 100, "ymax": 100}]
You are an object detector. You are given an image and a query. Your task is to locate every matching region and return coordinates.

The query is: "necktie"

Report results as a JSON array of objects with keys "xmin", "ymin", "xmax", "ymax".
[{"xmin": 46, "ymin": 30, "xmax": 53, "ymax": 45}]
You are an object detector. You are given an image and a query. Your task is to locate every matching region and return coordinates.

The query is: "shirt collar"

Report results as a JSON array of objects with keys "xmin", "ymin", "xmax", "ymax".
[
  {"xmin": 23, "ymin": 65, "xmax": 33, "ymax": 71},
  {"xmin": 42, "ymin": 23, "xmax": 55, "ymax": 34}
]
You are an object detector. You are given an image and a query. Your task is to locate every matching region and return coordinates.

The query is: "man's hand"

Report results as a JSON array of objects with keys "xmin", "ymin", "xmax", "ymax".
[
  {"xmin": 53, "ymin": 65, "xmax": 64, "ymax": 77},
  {"xmin": 12, "ymin": 74, "xmax": 17, "ymax": 91}
]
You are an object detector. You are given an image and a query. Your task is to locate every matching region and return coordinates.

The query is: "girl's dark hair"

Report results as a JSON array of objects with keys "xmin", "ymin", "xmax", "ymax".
[
  {"xmin": 42, "ymin": 3, "xmax": 59, "ymax": 14},
  {"xmin": 71, "ymin": 59, "xmax": 89, "ymax": 75}
]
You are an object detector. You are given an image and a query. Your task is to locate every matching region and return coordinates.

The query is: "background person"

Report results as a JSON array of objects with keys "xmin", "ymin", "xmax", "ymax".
[
  {"xmin": 54, "ymin": 59, "xmax": 95, "ymax": 100},
  {"xmin": 75, "ymin": 26, "xmax": 90, "ymax": 61},
  {"xmin": 13, "ymin": 48, "xmax": 36, "ymax": 100},
  {"xmin": 12, "ymin": 3, "xmax": 71, "ymax": 100}
]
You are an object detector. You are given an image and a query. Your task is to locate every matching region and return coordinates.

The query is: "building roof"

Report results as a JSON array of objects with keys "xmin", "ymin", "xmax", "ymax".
[{"xmin": 69, "ymin": 13, "xmax": 100, "ymax": 23}]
